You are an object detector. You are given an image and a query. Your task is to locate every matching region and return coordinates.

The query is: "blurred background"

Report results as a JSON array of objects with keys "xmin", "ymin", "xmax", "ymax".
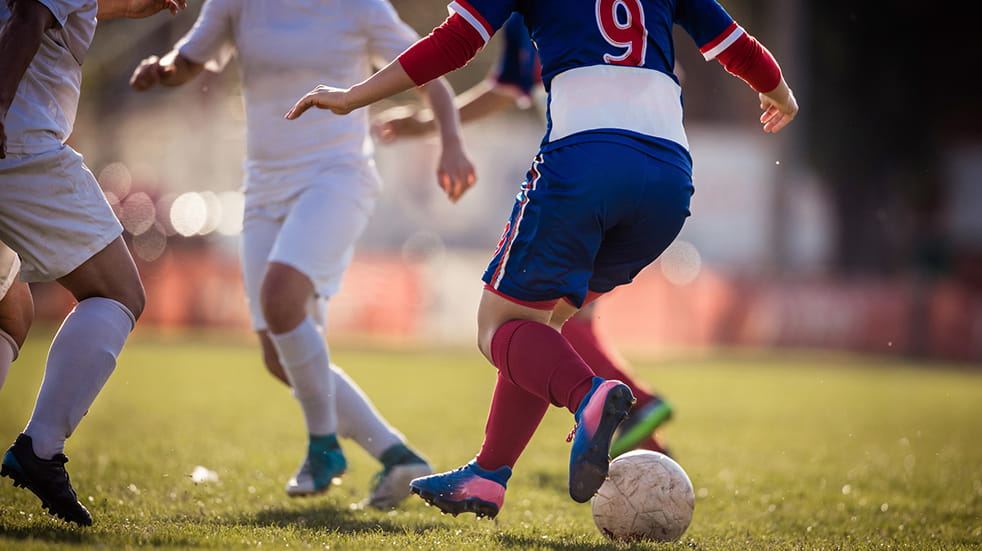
[{"xmin": 32, "ymin": 0, "xmax": 982, "ymax": 363}]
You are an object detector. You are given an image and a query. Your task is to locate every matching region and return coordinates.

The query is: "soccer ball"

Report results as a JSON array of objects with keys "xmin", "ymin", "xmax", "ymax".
[{"xmin": 590, "ymin": 450, "xmax": 695, "ymax": 542}]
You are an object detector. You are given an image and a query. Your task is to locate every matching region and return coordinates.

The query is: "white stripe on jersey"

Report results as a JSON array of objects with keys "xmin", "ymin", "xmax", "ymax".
[
  {"xmin": 449, "ymin": 1, "xmax": 491, "ymax": 43},
  {"xmin": 701, "ymin": 25, "xmax": 745, "ymax": 61},
  {"xmin": 547, "ymin": 64, "xmax": 688, "ymax": 150}
]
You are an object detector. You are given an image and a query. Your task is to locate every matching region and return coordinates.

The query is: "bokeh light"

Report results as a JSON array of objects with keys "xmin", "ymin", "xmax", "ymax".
[
  {"xmin": 170, "ymin": 192, "xmax": 208, "ymax": 237},
  {"xmin": 98, "ymin": 162, "xmax": 132, "ymax": 199},
  {"xmin": 119, "ymin": 191, "xmax": 156, "ymax": 236},
  {"xmin": 659, "ymin": 240, "xmax": 702, "ymax": 285},
  {"xmin": 132, "ymin": 223, "xmax": 168, "ymax": 262},
  {"xmin": 196, "ymin": 191, "xmax": 223, "ymax": 236}
]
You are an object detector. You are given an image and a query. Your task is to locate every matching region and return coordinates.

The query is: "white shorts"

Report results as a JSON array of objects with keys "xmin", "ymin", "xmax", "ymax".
[
  {"xmin": 0, "ymin": 146, "xmax": 122, "ymax": 282},
  {"xmin": 240, "ymin": 163, "xmax": 380, "ymax": 331},
  {"xmin": 0, "ymin": 242, "xmax": 20, "ymax": 301}
]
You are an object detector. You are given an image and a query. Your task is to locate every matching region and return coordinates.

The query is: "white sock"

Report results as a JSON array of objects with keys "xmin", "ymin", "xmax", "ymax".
[
  {"xmin": 0, "ymin": 328, "xmax": 17, "ymax": 391},
  {"xmin": 24, "ymin": 297, "xmax": 135, "ymax": 459},
  {"xmin": 332, "ymin": 363, "xmax": 404, "ymax": 458},
  {"xmin": 269, "ymin": 317, "xmax": 337, "ymax": 436}
]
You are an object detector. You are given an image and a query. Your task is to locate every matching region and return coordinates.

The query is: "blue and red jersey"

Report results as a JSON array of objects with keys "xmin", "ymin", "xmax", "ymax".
[
  {"xmin": 399, "ymin": 0, "xmax": 779, "ymax": 177},
  {"xmin": 450, "ymin": 0, "xmax": 736, "ymax": 91}
]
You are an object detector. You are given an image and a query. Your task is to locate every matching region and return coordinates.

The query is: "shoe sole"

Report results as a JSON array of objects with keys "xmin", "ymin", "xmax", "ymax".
[
  {"xmin": 609, "ymin": 401, "xmax": 673, "ymax": 457},
  {"xmin": 569, "ymin": 384, "xmax": 634, "ymax": 503},
  {"xmin": 1, "ymin": 461, "xmax": 93, "ymax": 526},
  {"xmin": 410, "ymin": 485, "xmax": 499, "ymax": 519},
  {"xmin": 285, "ymin": 475, "xmax": 343, "ymax": 498}
]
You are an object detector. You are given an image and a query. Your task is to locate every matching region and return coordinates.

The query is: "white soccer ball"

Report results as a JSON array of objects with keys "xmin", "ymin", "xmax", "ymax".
[{"xmin": 590, "ymin": 450, "xmax": 695, "ymax": 542}]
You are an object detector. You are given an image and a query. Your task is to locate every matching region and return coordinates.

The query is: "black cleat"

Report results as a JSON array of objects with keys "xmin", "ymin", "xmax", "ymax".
[{"xmin": 1, "ymin": 434, "xmax": 93, "ymax": 526}]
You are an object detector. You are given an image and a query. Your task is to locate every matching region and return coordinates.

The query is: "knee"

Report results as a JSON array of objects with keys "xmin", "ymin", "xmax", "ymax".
[
  {"xmin": 0, "ymin": 282, "xmax": 34, "ymax": 348},
  {"xmin": 260, "ymin": 289, "xmax": 304, "ymax": 334},
  {"xmin": 259, "ymin": 270, "xmax": 310, "ymax": 334}
]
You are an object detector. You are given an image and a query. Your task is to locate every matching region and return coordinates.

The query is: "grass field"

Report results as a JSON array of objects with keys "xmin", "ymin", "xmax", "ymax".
[{"xmin": 1, "ymin": 327, "xmax": 980, "ymax": 550}]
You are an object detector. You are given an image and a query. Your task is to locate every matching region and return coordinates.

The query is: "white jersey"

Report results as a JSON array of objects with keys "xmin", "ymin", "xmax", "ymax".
[
  {"xmin": 0, "ymin": 0, "xmax": 97, "ymax": 154},
  {"xmin": 176, "ymin": 0, "xmax": 419, "ymax": 206}
]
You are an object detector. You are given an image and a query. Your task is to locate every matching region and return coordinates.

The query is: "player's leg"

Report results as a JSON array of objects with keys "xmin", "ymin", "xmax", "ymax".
[
  {"xmin": 4, "ymin": 237, "xmax": 143, "ymax": 526},
  {"xmin": 0, "ymin": 280, "xmax": 32, "ymax": 391},
  {"xmin": 0, "ymin": 244, "xmax": 32, "ymax": 390},
  {"xmin": 583, "ymin": 150, "xmax": 694, "ymax": 459},
  {"xmin": 260, "ymin": 261, "xmax": 346, "ymax": 496},
  {"xmin": 257, "ymin": 177, "xmax": 388, "ymax": 498},
  {"xmin": 330, "ymin": 364, "xmax": 432, "ymax": 509},
  {"xmin": 411, "ymin": 149, "xmax": 634, "ymax": 515},
  {"xmin": 560, "ymin": 303, "xmax": 673, "ymax": 457},
  {"xmin": 1, "ymin": 147, "xmax": 141, "ymax": 526},
  {"xmin": 257, "ymin": 324, "xmax": 431, "ymax": 506}
]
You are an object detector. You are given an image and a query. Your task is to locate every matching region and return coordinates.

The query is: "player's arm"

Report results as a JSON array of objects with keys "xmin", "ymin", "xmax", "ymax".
[
  {"xmin": 130, "ymin": 49, "xmax": 205, "ymax": 91},
  {"xmin": 0, "ymin": 0, "xmax": 55, "ymax": 159},
  {"xmin": 700, "ymin": 21, "xmax": 798, "ymax": 133},
  {"xmin": 414, "ymin": 77, "xmax": 477, "ymax": 203},
  {"xmin": 96, "ymin": 0, "xmax": 184, "ymax": 20},
  {"xmin": 375, "ymin": 82, "xmax": 520, "ymax": 141},
  {"xmin": 286, "ymin": 12, "xmax": 485, "ymax": 119}
]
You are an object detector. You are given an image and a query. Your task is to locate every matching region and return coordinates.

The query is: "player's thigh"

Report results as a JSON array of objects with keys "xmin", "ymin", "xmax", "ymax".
[
  {"xmin": 58, "ymin": 236, "xmax": 145, "ymax": 317},
  {"xmin": 270, "ymin": 177, "xmax": 378, "ymax": 302},
  {"xmin": 240, "ymin": 205, "xmax": 285, "ymax": 330},
  {"xmin": 482, "ymin": 149, "xmax": 607, "ymax": 307},
  {"xmin": 590, "ymin": 158, "xmax": 693, "ymax": 294},
  {"xmin": 0, "ymin": 147, "xmax": 122, "ymax": 284}
]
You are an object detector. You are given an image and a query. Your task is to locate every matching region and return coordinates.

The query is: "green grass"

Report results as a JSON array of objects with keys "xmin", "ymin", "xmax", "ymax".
[{"xmin": 1, "ymin": 327, "xmax": 980, "ymax": 550}]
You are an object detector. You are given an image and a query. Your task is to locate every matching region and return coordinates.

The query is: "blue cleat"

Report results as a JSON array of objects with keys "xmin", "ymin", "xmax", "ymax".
[
  {"xmin": 1, "ymin": 434, "xmax": 93, "ymax": 526},
  {"xmin": 568, "ymin": 377, "xmax": 634, "ymax": 503},
  {"xmin": 410, "ymin": 460, "xmax": 511, "ymax": 519}
]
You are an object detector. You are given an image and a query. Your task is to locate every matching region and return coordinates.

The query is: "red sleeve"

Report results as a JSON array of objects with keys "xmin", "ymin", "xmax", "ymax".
[
  {"xmin": 714, "ymin": 31, "xmax": 782, "ymax": 93},
  {"xmin": 397, "ymin": 13, "xmax": 486, "ymax": 86}
]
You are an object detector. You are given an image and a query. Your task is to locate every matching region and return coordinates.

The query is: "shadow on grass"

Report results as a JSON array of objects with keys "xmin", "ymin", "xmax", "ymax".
[
  {"xmin": 495, "ymin": 532, "xmax": 673, "ymax": 551},
  {"xmin": 228, "ymin": 502, "xmax": 440, "ymax": 535},
  {"xmin": 0, "ymin": 522, "xmax": 200, "ymax": 548}
]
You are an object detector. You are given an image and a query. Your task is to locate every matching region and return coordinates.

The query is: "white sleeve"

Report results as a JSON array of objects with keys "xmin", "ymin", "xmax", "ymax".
[
  {"xmin": 360, "ymin": 0, "xmax": 420, "ymax": 68},
  {"xmin": 36, "ymin": 0, "xmax": 91, "ymax": 26},
  {"xmin": 174, "ymin": 0, "xmax": 237, "ymax": 72}
]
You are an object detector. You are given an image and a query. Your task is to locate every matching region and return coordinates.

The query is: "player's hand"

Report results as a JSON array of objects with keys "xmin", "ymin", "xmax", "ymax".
[
  {"xmin": 129, "ymin": 55, "xmax": 176, "ymax": 91},
  {"xmin": 372, "ymin": 107, "xmax": 434, "ymax": 144},
  {"xmin": 437, "ymin": 142, "xmax": 476, "ymax": 203},
  {"xmin": 124, "ymin": 0, "xmax": 186, "ymax": 18},
  {"xmin": 285, "ymin": 85, "xmax": 353, "ymax": 119},
  {"xmin": 759, "ymin": 80, "xmax": 798, "ymax": 134}
]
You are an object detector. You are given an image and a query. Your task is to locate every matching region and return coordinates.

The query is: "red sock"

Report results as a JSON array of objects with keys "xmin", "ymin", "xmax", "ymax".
[
  {"xmin": 490, "ymin": 319, "xmax": 596, "ymax": 414},
  {"xmin": 562, "ymin": 315, "xmax": 656, "ymax": 407},
  {"xmin": 475, "ymin": 373, "xmax": 549, "ymax": 470}
]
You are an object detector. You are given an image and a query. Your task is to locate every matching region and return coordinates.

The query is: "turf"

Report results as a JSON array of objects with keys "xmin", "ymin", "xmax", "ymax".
[{"xmin": 1, "ymin": 328, "xmax": 979, "ymax": 550}]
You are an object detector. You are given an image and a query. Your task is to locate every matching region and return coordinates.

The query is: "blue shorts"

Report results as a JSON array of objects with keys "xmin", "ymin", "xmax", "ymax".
[{"xmin": 482, "ymin": 137, "xmax": 693, "ymax": 308}]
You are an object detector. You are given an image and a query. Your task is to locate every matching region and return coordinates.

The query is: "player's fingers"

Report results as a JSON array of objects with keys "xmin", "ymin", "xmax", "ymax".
[
  {"xmin": 450, "ymin": 174, "xmax": 467, "ymax": 202},
  {"xmin": 438, "ymin": 171, "xmax": 457, "ymax": 202},
  {"xmin": 285, "ymin": 95, "xmax": 316, "ymax": 119},
  {"xmin": 130, "ymin": 68, "xmax": 156, "ymax": 91}
]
